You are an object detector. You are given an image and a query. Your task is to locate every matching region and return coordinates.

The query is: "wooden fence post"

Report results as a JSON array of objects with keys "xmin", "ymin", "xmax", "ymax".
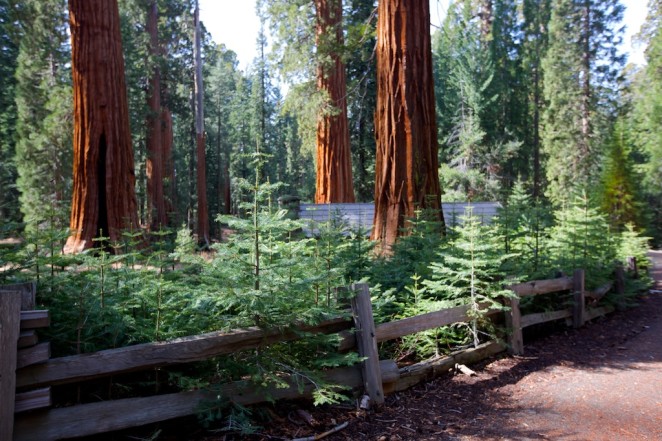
[
  {"xmin": 1, "ymin": 291, "xmax": 22, "ymax": 441},
  {"xmin": 350, "ymin": 283, "xmax": 384, "ymax": 408},
  {"xmin": 626, "ymin": 256, "xmax": 638, "ymax": 278},
  {"xmin": 615, "ymin": 264, "xmax": 626, "ymax": 311},
  {"xmin": 572, "ymin": 269, "xmax": 585, "ymax": 328},
  {"xmin": 505, "ymin": 296, "xmax": 524, "ymax": 355}
]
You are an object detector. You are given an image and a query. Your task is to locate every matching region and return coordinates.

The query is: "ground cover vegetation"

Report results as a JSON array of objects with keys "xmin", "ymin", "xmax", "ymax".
[{"xmin": 0, "ymin": 0, "xmax": 660, "ymax": 434}]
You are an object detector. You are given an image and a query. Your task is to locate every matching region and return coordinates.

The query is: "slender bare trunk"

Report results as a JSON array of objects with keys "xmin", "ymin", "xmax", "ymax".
[
  {"xmin": 146, "ymin": 0, "xmax": 167, "ymax": 230},
  {"xmin": 580, "ymin": 0, "xmax": 591, "ymax": 163},
  {"xmin": 194, "ymin": 0, "xmax": 209, "ymax": 245}
]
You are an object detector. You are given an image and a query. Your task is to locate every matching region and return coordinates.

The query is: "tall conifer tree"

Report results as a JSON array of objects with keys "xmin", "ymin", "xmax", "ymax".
[
  {"xmin": 14, "ymin": 0, "xmax": 72, "ymax": 231},
  {"xmin": 541, "ymin": 0, "xmax": 625, "ymax": 203},
  {"xmin": 0, "ymin": 0, "xmax": 20, "ymax": 223}
]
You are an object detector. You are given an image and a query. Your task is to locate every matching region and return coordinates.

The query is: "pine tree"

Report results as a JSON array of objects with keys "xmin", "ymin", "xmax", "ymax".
[
  {"xmin": 599, "ymin": 119, "xmax": 644, "ymax": 230},
  {"xmin": 13, "ymin": 0, "xmax": 72, "ymax": 232},
  {"xmin": 345, "ymin": 0, "xmax": 377, "ymax": 202},
  {"xmin": 433, "ymin": 0, "xmax": 519, "ymax": 201},
  {"xmin": 542, "ymin": 0, "xmax": 625, "ymax": 203},
  {"xmin": 0, "ymin": 0, "xmax": 20, "ymax": 224},
  {"xmin": 520, "ymin": 0, "xmax": 551, "ymax": 197},
  {"xmin": 546, "ymin": 193, "xmax": 617, "ymax": 286},
  {"xmin": 632, "ymin": 0, "xmax": 662, "ymax": 241},
  {"xmin": 423, "ymin": 208, "xmax": 514, "ymax": 347}
]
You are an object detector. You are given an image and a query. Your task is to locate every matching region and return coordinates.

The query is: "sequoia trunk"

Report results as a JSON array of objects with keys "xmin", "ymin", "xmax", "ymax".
[
  {"xmin": 371, "ymin": 0, "xmax": 444, "ymax": 249},
  {"xmin": 64, "ymin": 0, "xmax": 139, "ymax": 254},
  {"xmin": 314, "ymin": 0, "xmax": 355, "ymax": 203},
  {"xmin": 146, "ymin": 0, "xmax": 167, "ymax": 230}
]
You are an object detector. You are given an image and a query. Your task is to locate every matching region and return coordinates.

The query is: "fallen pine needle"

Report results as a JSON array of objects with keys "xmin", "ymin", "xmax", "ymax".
[{"xmin": 291, "ymin": 421, "xmax": 349, "ymax": 441}]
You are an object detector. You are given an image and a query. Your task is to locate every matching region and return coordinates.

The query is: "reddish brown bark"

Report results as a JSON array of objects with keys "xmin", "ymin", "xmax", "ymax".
[
  {"xmin": 145, "ymin": 0, "xmax": 167, "ymax": 230},
  {"xmin": 64, "ymin": 0, "xmax": 139, "ymax": 254},
  {"xmin": 314, "ymin": 0, "xmax": 355, "ymax": 204},
  {"xmin": 194, "ymin": 0, "xmax": 209, "ymax": 245},
  {"xmin": 371, "ymin": 0, "xmax": 444, "ymax": 249}
]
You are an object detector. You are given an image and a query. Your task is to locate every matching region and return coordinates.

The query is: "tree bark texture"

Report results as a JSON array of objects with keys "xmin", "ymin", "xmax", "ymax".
[
  {"xmin": 314, "ymin": 0, "xmax": 355, "ymax": 203},
  {"xmin": 146, "ymin": 0, "xmax": 167, "ymax": 230},
  {"xmin": 371, "ymin": 0, "xmax": 443, "ymax": 249},
  {"xmin": 194, "ymin": 0, "xmax": 209, "ymax": 245},
  {"xmin": 64, "ymin": 0, "xmax": 139, "ymax": 254},
  {"xmin": 161, "ymin": 108, "xmax": 175, "ymax": 218}
]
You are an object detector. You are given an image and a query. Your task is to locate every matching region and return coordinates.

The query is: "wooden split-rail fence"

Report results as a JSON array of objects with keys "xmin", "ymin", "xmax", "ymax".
[{"xmin": 0, "ymin": 263, "xmax": 632, "ymax": 441}]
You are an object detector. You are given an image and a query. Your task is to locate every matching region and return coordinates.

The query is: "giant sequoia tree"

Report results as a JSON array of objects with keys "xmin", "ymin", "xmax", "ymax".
[
  {"xmin": 372, "ymin": 0, "xmax": 444, "ymax": 248},
  {"xmin": 314, "ymin": 0, "xmax": 354, "ymax": 203},
  {"xmin": 64, "ymin": 0, "xmax": 139, "ymax": 253}
]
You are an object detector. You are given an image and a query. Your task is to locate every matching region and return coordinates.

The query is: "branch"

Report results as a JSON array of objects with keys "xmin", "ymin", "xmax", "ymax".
[{"xmin": 291, "ymin": 421, "xmax": 349, "ymax": 441}]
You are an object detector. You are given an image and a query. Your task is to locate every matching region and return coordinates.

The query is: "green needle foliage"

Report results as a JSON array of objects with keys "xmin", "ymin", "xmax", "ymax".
[
  {"xmin": 423, "ymin": 208, "xmax": 516, "ymax": 348},
  {"xmin": 546, "ymin": 193, "xmax": 617, "ymax": 288}
]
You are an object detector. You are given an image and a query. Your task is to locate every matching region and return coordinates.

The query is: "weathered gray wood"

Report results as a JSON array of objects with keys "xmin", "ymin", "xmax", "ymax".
[
  {"xmin": 584, "ymin": 305, "xmax": 615, "ymax": 322},
  {"xmin": 387, "ymin": 341, "xmax": 506, "ymax": 394},
  {"xmin": 505, "ymin": 296, "xmax": 524, "ymax": 355},
  {"xmin": 15, "ymin": 387, "xmax": 51, "ymax": 413},
  {"xmin": 0, "ymin": 291, "xmax": 22, "ymax": 441},
  {"xmin": 572, "ymin": 270, "xmax": 585, "ymax": 328},
  {"xmin": 0, "ymin": 281, "xmax": 36, "ymax": 310},
  {"xmin": 378, "ymin": 304, "xmax": 501, "ymax": 343},
  {"xmin": 14, "ymin": 360, "xmax": 398, "ymax": 441},
  {"xmin": 338, "ymin": 303, "xmax": 499, "ymax": 351},
  {"xmin": 20, "ymin": 310, "xmax": 50, "ymax": 329},
  {"xmin": 17, "ymin": 342, "xmax": 50, "ymax": 369},
  {"xmin": 375, "ymin": 304, "xmax": 471, "ymax": 343},
  {"xmin": 18, "ymin": 330, "xmax": 38, "ymax": 348},
  {"xmin": 565, "ymin": 305, "xmax": 616, "ymax": 326},
  {"xmin": 521, "ymin": 308, "xmax": 573, "ymax": 328},
  {"xmin": 17, "ymin": 317, "xmax": 352, "ymax": 389},
  {"xmin": 615, "ymin": 264, "xmax": 626, "ymax": 311},
  {"xmin": 350, "ymin": 283, "xmax": 384, "ymax": 407},
  {"xmin": 585, "ymin": 282, "xmax": 613, "ymax": 301},
  {"xmin": 626, "ymin": 256, "xmax": 638, "ymax": 278},
  {"xmin": 507, "ymin": 276, "xmax": 573, "ymax": 297}
]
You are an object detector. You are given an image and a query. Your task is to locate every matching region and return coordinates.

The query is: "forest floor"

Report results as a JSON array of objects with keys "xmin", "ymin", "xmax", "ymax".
[{"xmin": 195, "ymin": 252, "xmax": 662, "ymax": 441}]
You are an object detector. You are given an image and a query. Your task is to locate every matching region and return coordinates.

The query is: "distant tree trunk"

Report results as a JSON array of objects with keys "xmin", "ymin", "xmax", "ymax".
[
  {"xmin": 478, "ymin": 0, "xmax": 493, "ymax": 42},
  {"xmin": 146, "ymin": 0, "xmax": 167, "ymax": 230},
  {"xmin": 314, "ymin": 0, "xmax": 355, "ymax": 203},
  {"xmin": 532, "ymin": 62, "xmax": 541, "ymax": 199},
  {"xmin": 194, "ymin": 0, "xmax": 209, "ymax": 245},
  {"xmin": 371, "ymin": 0, "xmax": 444, "ymax": 249},
  {"xmin": 580, "ymin": 0, "xmax": 591, "ymax": 154},
  {"xmin": 161, "ymin": 108, "xmax": 175, "ymax": 218},
  {"xmin": 64, "ymin": 0, "xmax": 139, "ymax": 254},
  {"xmin": 224, "ymin": 161, "xmax": 231, "ymax": 214}
]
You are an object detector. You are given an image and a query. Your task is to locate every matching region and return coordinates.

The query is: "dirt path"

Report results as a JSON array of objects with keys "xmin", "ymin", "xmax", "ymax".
[
  {"xmin": 481, "ymin": 258, "xmax": 662, "ymax": 440},
  {"xmin": 242, "ymin": 253, "xmax": 662, "ymax": 441}
]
